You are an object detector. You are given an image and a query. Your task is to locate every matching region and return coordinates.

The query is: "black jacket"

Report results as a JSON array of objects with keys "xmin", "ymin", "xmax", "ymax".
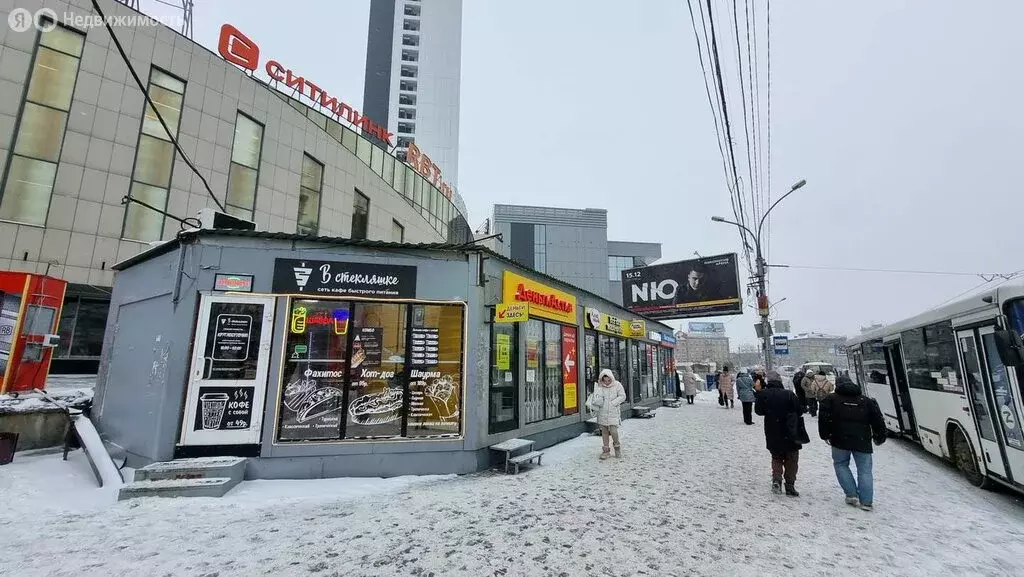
[
  {"xmin": 818, "ymin": 377, "xmax": 887, "ymax": 453},
  {"xmin": 754, "ymin": 378, "xmax": 805, "ymax": 455},
  {"xmin": 792, "ymin": 371, "xmax": 807, "ymax": 406}
]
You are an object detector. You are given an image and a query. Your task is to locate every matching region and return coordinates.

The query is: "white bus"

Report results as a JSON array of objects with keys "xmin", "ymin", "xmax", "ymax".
[{"xmin": 846, "ymin": 284, "xmax": 1024, "ymax": 493}]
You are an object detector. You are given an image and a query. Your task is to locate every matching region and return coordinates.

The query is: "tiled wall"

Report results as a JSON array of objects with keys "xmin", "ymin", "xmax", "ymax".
[{"xmin": 0, "ymin": 0, "xmax": 446, "ymax": 287}]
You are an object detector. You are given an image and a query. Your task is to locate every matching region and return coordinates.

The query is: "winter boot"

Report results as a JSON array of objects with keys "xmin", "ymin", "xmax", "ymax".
[
  {"xmin": 785, "ymin": 485, "xmax": 800, "ymax": 497},
  {"xmin": 860, "ymin": 503, "xmax": 873, "ymax": 512},
  {"xmin": 845, "ymin": 496, "xmax": 860, "ymax": 507},
  {"xmin": 600, "ymin": 448, "xmax": 611, "ymax": 460},
  {"xmin": 614, "ymin": 445, "xmax": 622, "ymax": 458},
  {"xmin": 771, "ymin": 477, "xmax": 783, "ymax": 495}
]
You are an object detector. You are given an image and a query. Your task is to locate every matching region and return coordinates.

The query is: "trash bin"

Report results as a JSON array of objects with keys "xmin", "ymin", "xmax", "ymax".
[{"xmin": 0, "ymin": 432, "xmax": 18, "ymax": 465}]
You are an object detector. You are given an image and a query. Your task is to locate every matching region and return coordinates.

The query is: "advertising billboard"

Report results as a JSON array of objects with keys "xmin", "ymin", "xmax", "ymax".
[
  {"xmin": 621, "ymin": 253, "xmax": 743, "ymax": 320},
  {"xmin": 688, "ymin": 321, "xmax": 726, "ymax": 334}
]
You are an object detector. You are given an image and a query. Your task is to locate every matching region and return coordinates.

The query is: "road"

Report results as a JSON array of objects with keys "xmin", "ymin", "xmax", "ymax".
[{"xmin": 4, "ymin": 391, "xmax": 1024, "ymax": 577}]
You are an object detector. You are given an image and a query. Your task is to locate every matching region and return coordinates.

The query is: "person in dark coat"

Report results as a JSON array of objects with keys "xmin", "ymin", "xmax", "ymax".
[
  {"xmin": 736, "ymin": 370, "xmax": 756, "ymax": 425},
  {"xmin": 819, "ymin": 375, "xmax": 887, "ymax": 511},
  {"xmin": 792, "ymin": 370, "xmax": 806, "ymax": 402},
  {"xmin": 754, "ymin": 370, "xmax": 805, "ymax": 496}
]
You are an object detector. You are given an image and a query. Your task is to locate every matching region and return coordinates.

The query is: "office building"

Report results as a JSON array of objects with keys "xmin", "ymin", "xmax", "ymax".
[
  {"xmin": 363, "ymin": 0, "xmax": 462, "ymax": 186},
  {"xmin": 489, "ymin": 204, "xmax": 661, "ymax": 303},
  {"xmin": 674, "ymin": 331, "xmax": 732, "ymax": 367},
  {"xmin": 0, "ymin": 0, "xmax": 470, "ymax": 372},
  {"xmin": 786, "ymin": 332, "xmax": 849, "ymax": 369}
]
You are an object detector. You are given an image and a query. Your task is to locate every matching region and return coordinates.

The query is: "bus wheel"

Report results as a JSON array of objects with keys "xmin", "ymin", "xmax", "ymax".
[{"xmin": 951, "ymin": 428, "xmax": 988, "ymax": 488}]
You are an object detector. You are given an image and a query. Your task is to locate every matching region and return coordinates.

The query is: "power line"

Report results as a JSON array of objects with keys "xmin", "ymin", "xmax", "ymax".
[
  {"xmin": 747, "ymin": 0, "xmax": 765, "ymax": 230},
  {"xmin": 91, "ymin": 0, "xmax": 226, "ymax": 213},
  {"xmin": 731, "ymin": 0, "xmax": 758, "ymax": 232},
  {"xmin": 765, "ymin": 0, "xmax": 773, "ymax": 282},
  {"xmin": 768, "ymin": 264, "xmax": 1021, "ymax": 278},
  {"xmin": 926, "ymin": 270, "xmax": 1024, "ymax": 312}
]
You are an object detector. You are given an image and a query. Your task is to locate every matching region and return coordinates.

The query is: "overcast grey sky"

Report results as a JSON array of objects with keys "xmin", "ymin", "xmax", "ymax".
[{"xmin": 143, "ymin": 0, "xmax": 1023, "ymax": 346}]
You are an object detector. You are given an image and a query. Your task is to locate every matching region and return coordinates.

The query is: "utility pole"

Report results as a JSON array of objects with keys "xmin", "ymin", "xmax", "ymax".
[{"xmin": 712, "ymin": 179, "xmax": 807, "ymax": 373}]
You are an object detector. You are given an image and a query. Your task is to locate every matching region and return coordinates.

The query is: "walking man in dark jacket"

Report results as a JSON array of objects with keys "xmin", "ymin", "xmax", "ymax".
[
  {"xmin": 819, "ymin": 375, "xmax": 887, "ymax": 511},
  {"xmin": 754, "ymin": 370, "xmax": 805, "ymax": 496},
  {"xmin": 792, "ymin": 370, "xmax": 807, "ymax": 409}
]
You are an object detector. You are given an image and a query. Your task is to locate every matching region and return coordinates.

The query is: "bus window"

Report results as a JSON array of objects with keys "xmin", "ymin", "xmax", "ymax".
[
  {"xmin": 982, "ymin": 332, "xmax": 1024, "ymax": 450},
  {"xmin": 961, "ymin": 335, "xmax": 998, "ymax": 443}
]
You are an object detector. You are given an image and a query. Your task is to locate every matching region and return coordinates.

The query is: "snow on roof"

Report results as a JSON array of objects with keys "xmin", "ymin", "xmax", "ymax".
[{"xmin": 0, "ymin": 388, "xmax": 93, "ymax": 414}]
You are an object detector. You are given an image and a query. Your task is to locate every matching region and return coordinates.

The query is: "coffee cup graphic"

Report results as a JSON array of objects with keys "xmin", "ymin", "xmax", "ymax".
[{"xmin": 200, "ymin": 393, "xmax": 230, "ymax": 430}]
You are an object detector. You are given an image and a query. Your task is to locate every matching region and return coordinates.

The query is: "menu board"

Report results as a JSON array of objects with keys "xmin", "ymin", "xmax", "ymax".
[
  {"xmin": 278, "ymin": 362, "xmax": 346, "ymax": 441},
  {"xmin": 408, "ymin": 367, "xmax": 461, "ymax": 434},
  {"xmin": 203, "ymin": 302, "xmax": 264, "ymax": 380},
  {"xmin": 410, "ymin": 328, "xmax": 439, "ymax": 367},
  {"xmin": 351, "ymin": 327, "xmax": 383, "ymax": 369},
  {"xmin": 192, "ymin": 386, "xmax": 254, "ymax": 431}
]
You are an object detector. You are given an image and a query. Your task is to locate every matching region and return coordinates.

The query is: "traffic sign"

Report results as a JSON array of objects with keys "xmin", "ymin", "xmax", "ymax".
[{"xmin": 494, "ymin": 302, "xmax": 529, "ymax": 323}]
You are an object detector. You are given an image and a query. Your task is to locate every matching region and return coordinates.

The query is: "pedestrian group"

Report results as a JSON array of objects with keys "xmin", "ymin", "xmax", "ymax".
[{"xmin": 585, "ymin": 363, "xmax": 888, "ymax": 511}]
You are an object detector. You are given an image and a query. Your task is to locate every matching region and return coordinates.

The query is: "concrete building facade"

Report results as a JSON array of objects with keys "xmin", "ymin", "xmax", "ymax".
[
  {"xmin": 784, "ymin": 332, "xmax": 849, "ymax": 370},
  {"xmin": 489, "ymin": 204, "xmax": 661, "ymax": 305},
  {"xmin": 364, "ymin": 0, "xmax": 462, "ymax": 186},
  {"xmin": 0, "ymin": 0, "xmax": 470, "ymax": 372},
  {"xmin": 673, "ymin": 331, "xmax": 732, "ymax": 367}
]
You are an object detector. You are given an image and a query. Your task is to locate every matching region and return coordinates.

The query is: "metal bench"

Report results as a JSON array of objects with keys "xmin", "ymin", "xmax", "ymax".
[
  {"xmin": 507, "ymin": 450, "xmax": 544, "ymax": 474},
  {"xmin": 632, "ymin": 406, "xmax": 656, "ymax": 419},
  {"xmin": 490, "ymin": 438, "xmax": 537, "ymax": 474}
]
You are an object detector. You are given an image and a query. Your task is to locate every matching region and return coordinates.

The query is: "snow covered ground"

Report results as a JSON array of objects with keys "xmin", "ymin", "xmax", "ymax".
[{"xmin": 3, "ymin": 391, "xmax": 1024, "ymax": 577}]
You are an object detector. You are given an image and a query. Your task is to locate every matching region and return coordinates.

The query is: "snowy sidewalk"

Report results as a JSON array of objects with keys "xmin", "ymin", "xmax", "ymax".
[{"xmin": 3, "ymin": 391, "xmax": 1024, "ymax": 577}]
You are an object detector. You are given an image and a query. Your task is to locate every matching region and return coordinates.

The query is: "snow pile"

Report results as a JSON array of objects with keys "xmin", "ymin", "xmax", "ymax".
[
  {"xmin": 4, "ymin": 398, "xmax": 1024, "ymax": 576},
  {"xmin": 0, "ymin": 387, "xmax": 93, "ymax": 414}
]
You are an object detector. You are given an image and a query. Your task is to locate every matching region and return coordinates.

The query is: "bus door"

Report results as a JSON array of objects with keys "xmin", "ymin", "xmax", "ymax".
[
  {"xmin": 884, "ymin": 341, "xmax": 918, "ymax": 439},
  {"xmin": 957, "ymin": 328, "xmax": 1011, "ymax": 481}
]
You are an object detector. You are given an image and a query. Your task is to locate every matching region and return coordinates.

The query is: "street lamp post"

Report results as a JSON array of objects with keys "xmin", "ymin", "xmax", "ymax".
[{"xmin": 712, "ymin": 179, "xmax": 806, "ymax": 371}]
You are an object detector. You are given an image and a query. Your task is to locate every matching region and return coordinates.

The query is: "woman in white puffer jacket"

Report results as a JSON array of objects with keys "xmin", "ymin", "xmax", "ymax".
[{"xmin": 586, "ymin": 369, "xmax": 627, "ymax": 459}]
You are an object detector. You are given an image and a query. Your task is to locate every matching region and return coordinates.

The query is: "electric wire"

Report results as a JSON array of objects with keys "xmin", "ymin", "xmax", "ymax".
[
  {"xmin": 731, "ymin": 0, "xmax": 758, "ymax": 234},
  {"xmin": 90, "ymin": 0, "xmax": 226, "ymax": 214},
  {"xmin": 767, "ymin": 264, "xmax": 1021, "ymax": 277}
]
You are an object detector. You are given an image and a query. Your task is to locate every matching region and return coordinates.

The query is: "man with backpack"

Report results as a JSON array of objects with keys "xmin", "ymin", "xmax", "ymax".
[
  {"xmin": 819, "ymin": 375, "xmax": 887, "ymax": 511},
  {"xmin": 801, "ymin": 370, "xmax": 834, "ymax": 417}
]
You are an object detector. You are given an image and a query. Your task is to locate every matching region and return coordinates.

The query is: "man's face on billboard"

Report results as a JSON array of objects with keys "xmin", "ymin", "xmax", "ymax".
[{"xmin": 687, "ymin": 270, "xmax": 704, "ymax": 290}]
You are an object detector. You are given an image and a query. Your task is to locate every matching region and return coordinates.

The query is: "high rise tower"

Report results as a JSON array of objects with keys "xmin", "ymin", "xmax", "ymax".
[{"xmin": 363, "ymin": 0, "xmax": 462, "ymax": 186}]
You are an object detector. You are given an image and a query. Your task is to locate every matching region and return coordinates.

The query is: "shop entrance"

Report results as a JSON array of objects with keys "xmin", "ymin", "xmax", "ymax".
[{"xmin": 179, "ymin": 293, "xmax": 276, "ymax": 448}]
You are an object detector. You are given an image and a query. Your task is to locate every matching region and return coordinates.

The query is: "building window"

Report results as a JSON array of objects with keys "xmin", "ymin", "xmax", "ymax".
[
  {"xmin": 55, "ymin": 297, "xmax": 109, "ymax": 358},
  {"xmin": 351, "ymin": 189, "xmax": 370, "ymax": 240},
  {"xmin": 490, "ymin": 322, "xmax": 518, "ymax": 433},
  {"xmin": 392, "ymin": 219, "xmax": 404, "ymax": 243},
  {"xmin": 399, "ymin": 94, "xmax": 417, "ymax": 106},
  {"xmin": 402, "ymin": 34, "xmax": 420, "ymax": 47},
  {"xmin": 122, "ymin": 68, "xmax": 186, "ymax": 241},
  {"xmin": 401, "ymin": 50, "xmax": 419, "ymax": 62},
  {"xmin": 400, "ymin": 80, "xmax": 417, "ymax": 92},
  {"xmin": 400, "ymin": 66, "xmax": 418, "ymax": 78},
  {"xmin": 524, "ymin": 319, "xmax": 571, "ymax": 423},
  {"xmin": 534, "ymin": 224, "xmax": 546, "ymax": 273},
  {"xmin": 0, "ymin": 24, "xmax": 85, "ymax": 226},
  {"xmin": 404, "ymin": 3, "xmax": 421, "ymax": 16},
  {"xmin": 397, "ymin": 122, "xmax": 415, "ymax": 134},
  {"xmin": 297, "ymin": 154, "xmax": 323, "ymax": 235},
  {"xmin": 608, "ymin": 255, "xmax": 637, "ymax": 281},
  {"xmin": 225, "ymin": 112, "xmax": 264, "ymax": 219},
  {"xmin": 396, "ymin": 136, "xmax": 414, "ymax": 149},
  {"xmin": 398, "ymin": 108, "xmax": 416, "ymax": 120}
]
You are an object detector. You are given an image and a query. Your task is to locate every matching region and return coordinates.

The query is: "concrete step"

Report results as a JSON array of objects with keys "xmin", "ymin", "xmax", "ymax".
[
  {"xmin": 133, "ymin": 456, "xmax": 246, "ymax": 483},
  {"xmin": 118, "ymin": 477, "xmax": 238, "ymax": 500}
]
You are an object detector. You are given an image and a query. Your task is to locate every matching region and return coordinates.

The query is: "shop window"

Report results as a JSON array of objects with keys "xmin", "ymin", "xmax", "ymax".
[
  {"xmin": 352, "ymin": 189, "xmax": 370, "ymax": 240},
  {"xmin": 55, "ymin": 298, "xmax": 109, "ymax": 358},
  {"xmin": 543, "ymin": 322, "xmax": 562, "ymax": 418},
  {"xmin": 297, "ymin": 154, "xmax": 323, "ymax": 235},
  {"xmin": 524, "ymin": 319, "xmax": 543, "ymax": 424},
  {"xmin": 584, "ymin": 331, "xmax": 598, "ymax": 400},
  {"xmin": 406, "ymin": 304, "xmax": 464, "ymax": 437},
  {"xmin": 225, "ymin": 112, "xmax": 264, "ymax": 219},
  {"xmin": 490, "ymin": 322, "xmax": 518, "ymax": 433},
  {"xmin": 278, "ymin": 299, "xmax": 351, "ymax": 441},
  {"xmin": 0, "ymin": 23, "xmax": 85, "ymax": 226},
  {"xmin": 277, "ymin": 299, "xmax": 464, "ymax": 443},
  {"xmin": 345, "ymin": 302, "xmax": 407, "ymax": 439},
  {"xmin": 630, "ymin": 341, "xmax": 642, "ymax": 401},
  {"xmin": 122, "ymin": 67, "xmax": 185, "ymax": 241}
]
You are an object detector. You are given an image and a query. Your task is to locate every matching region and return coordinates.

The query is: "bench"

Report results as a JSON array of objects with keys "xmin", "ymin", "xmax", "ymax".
[
  {"xmin": 490, "ymin": 438, "xmax": 543, "ymax": 474},
  {"xmin": 632, "ymin": 406, "xmax": 656, "ymax": 419},
  {"xmin": 507, "ymin": 450, "xmax": 544, "ymax": 474}
]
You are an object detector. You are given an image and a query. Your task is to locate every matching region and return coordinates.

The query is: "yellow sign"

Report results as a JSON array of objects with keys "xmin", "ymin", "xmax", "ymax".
[
  {"xmin": 627, "ymin": 320, "xmax": 646, "ymax": 338},
  {"xmin": 494, "ymin": 302, "xmax": 529, "ymax": 323},
  {"xmin": 502, "ymin": 271, "xmax": 577, "ymax": 324},
  {"xmin": 496, "ymin": 333, "xmax": 511, "ymax": 370},
  {"xmin": 563, "ymin": 382, "xmax": 578, "ymax": 412},
  {"xmin": 290, "ymin": 306, "xmax": 307, "ymax": 334}
]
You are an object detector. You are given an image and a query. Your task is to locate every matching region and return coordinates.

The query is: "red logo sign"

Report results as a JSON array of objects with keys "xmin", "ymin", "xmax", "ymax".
[
  {"xmin": 217, "ymin": 24, "xmax": 393, "ymax": 146},
  {"xmin": 514, "ymin": 283, "xmax": 573, "ymax": 314},
  {"xmin": 218, "ymin": 24, "xmax": 259, "ymax": 71}
]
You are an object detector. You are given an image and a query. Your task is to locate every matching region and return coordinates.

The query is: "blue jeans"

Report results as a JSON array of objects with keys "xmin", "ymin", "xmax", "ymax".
[{"xmin": 832, "ymin": 447, "xmax": 873, "ymax": 505}]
